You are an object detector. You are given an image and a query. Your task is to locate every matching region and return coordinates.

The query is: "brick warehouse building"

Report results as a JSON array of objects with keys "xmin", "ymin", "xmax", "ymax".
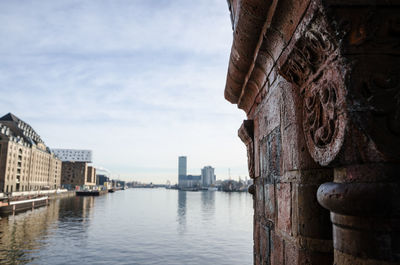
[
  {"xmin": 224, "ymin": 1, "xmax": 400, "ymax": 264},
  {"xmin": 52, "ymin": 149, "xmax": 96, "ymax": 189}
]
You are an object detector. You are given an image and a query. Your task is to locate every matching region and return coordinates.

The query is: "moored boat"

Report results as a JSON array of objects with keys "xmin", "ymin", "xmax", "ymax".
[{"xmin": 76, "ymin": 190, "xmax": 107, "ymax": 196}]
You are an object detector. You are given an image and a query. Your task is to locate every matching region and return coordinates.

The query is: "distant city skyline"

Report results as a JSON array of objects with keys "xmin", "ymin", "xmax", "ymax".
[{"xmin": 0, "ymin": 0, "xmax": 248, "ymax": 183}]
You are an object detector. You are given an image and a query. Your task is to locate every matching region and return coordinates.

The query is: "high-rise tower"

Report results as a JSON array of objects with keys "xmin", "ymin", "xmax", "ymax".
[{"xmin": 178, "ymin": 156, "xmax": 187, "ymax": 185}]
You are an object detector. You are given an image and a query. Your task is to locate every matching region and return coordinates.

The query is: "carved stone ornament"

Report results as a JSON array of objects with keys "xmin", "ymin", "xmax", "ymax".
[
  {"xmin": 281, "ymin": 28, "xmax": 335, "ymax": 89},
  {"xmin": 280, "ymin": 14, "xmax": 347, "ymax": 166},
  {"xmin": 238, "ymin": 120, "xmax": 255, "ymax": 178},
  {"xmin": 303, "ymin": 67, "xmax": 347, "ymax": 166}
]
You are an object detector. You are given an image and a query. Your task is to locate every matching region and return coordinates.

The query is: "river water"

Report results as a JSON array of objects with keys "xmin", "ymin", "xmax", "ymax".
[{"xmin": 0, "ymin": 189, "xmax": 253, "ymax": 265}]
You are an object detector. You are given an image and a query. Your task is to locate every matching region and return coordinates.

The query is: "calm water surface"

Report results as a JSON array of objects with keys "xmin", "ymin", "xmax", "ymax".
[{"xmin": 0, "ymin": 189, "xmax": 253, "ymax": 265}]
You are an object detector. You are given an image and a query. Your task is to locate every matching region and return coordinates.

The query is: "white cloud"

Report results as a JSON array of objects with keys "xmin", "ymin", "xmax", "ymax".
[{"xmin": 0, "ymin": 0, "xmax": 248, "ymax": 183}]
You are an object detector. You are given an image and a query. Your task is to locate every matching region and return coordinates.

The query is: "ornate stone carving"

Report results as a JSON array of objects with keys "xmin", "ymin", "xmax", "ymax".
[
  {"xmin": 304, "ymin": 83, "xmax": 336, "ymax": 147},
  {"xmin": 238, "ymin": 120, "xmax": 255, "ymax": 178},
  {"xmin": 280, "ymin": 14, "xmax": 347, "ymax": 165},
  {"xmin": 280, "ymin": 6, "xmax": 400, "ymax": 165},
  {"xmin": 280, "ymin": 21, "xmax": 336, "ymax": 90},
  {"xmin": 303, "ymin": 67, "xmax": 347, "ymax": 166}
]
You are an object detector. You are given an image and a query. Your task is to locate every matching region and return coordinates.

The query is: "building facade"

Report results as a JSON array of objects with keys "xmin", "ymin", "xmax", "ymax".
[
  {"xmin": 224, "ymin": 1, "xmax": 400, "ymax": 264},
  {"xmin": 96, "ymin": 168, "xmax": 110, "ymax": 186},
  {"xmin": 179, "ymin": 175, "xmax": 201, "ymax": 189},
  {"xmin": 201, "ymin": 166, "xmax": 215, "ymax": 187},
  {"xmin": 87, "ymin": 166, "xmax": 96, "ymax": 185},
  {"xmin": 97, "ymin": 174, "xmax": 110, "ymax": 186},
  {"xmin": 178, "ymin": 156, "xmax": 187, "ymax": 176},
  {"xmin": 59, "ymin": 162, "xmax": 86, "ymax": 187},
  {"xmin": 178, "ymin": 156, "xmax": 187, "ymax": 187},
  {"xmin": 0, "ymin": 113, "xmax": 62, "ymax": 193},
  {"xmin": 53, "ymin": 148, "xmax": 95, "ymax": 188},
  {"xmin": 52, "ymin": 149, "xmax": 92, "ymax": 162},
  {"xmin": 178, "ymin": 156, "xmax": 202, "ymax": 189}
]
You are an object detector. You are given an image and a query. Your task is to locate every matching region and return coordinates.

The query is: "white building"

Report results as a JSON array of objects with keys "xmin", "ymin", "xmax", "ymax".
[
  {"xmin": 201, "ymin": 166, "xmax": 215, "ymax": 187},
  {"xmin": 52, "ymin": 149, "xmax": 92, "ymax": 162}
]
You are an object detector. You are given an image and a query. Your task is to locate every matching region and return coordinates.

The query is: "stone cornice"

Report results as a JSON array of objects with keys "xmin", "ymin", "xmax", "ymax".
[
  {"xmin": 225, "ymin": 0, "xmax": 312, "ymax": 114},
  {"xmin": 224, "ymin": 0, "xmax": 276, "ymax": 110},
  {"xmin": 225, "ymin": 0, "xmax": 400, "ymax": 115}
]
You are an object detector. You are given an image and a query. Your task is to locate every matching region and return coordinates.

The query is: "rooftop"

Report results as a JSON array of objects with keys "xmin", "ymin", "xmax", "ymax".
[{"xmin": 0, "ymin": 112, "xmax": 46, "ymax": 148}]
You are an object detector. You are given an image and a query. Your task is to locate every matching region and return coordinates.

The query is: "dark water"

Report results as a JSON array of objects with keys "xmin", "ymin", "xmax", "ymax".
[{"xmin": 0, "ymin": 189, "xmax": 253, "ymax": 265}]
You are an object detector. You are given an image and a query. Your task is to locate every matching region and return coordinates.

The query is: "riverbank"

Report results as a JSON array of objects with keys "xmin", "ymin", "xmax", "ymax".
[
  {"xmin": 48, "ymin": 190, "xmax": 75, "ymax": 199},
  {"xmin": 0, "ymin": 189, "xmax": 75, "ymax": 216},
  {"xmin": 0, "ymin": 189, "xmax": 75, "ymax": 200}
]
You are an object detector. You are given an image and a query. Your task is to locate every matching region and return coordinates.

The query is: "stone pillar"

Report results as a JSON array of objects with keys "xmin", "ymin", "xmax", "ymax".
[
  {"xmin": 318, "ymin": 165, "xmax": 400, "ymax": 264},
  {"xmin": 278, "ymin": 1, "xmax": 400, "ymax": 264},
  {"xmin": 224, "ymin": 0, "xmax": 400, "ymax": 264}
]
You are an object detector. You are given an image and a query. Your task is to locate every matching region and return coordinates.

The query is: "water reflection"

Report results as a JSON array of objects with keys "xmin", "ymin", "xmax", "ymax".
[
  {"xmin": 177, "ymin": 191, "xmax": 186, "ymax": 234},
  {"xmin": 177, "ymin": 191, "xmax": 217, "ymax": 234},
  {"xmin": 57, "ymin": 196, "xmax": 94, "ymax": 222},
  {"xmin": 0, "ymin": 190, "xmax": 253, "ymax": 265},
  {"xmin": 0, "ymin": 200, "xmax": 60, "ymax": 264},
  {"xmin": 0, "ymin": 196, "xmax": 94, "ymax": 264},
  {"xmin": 55, "ymin": 196, "xmax": 94, "ymax": 245},
  {"xmin": 200, "ymin": 191, "xmax": 215, "ymax": 221}
]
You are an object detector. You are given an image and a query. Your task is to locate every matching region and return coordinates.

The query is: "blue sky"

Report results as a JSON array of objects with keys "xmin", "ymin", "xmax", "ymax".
[{"xmin": 0, "ymin": 0, "xmax": 247, "ymax": 183}]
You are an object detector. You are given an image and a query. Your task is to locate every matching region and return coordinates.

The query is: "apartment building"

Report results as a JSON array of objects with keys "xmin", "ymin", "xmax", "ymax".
[
  {"xmin": 0, "ymin": 113, "xmax": 61, "ymax": 193},
  {"xmin": 52, "ymin": 148, "xmax": 96, "ymax": 188}
]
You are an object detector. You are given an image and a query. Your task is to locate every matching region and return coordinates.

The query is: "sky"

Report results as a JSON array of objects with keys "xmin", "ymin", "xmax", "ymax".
[{"xmin": 0, "ymin": 0, "xmax": 248, "ymax": 184}]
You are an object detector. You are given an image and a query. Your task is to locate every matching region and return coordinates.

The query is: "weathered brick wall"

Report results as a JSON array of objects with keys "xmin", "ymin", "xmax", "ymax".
[
  {"xmin": 61, "ymin": 161, "xmax": 87, "ymax": 187},
  {"xmin": 250, "ymin": 76, "xmax": 333, "ymax": 264}
]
